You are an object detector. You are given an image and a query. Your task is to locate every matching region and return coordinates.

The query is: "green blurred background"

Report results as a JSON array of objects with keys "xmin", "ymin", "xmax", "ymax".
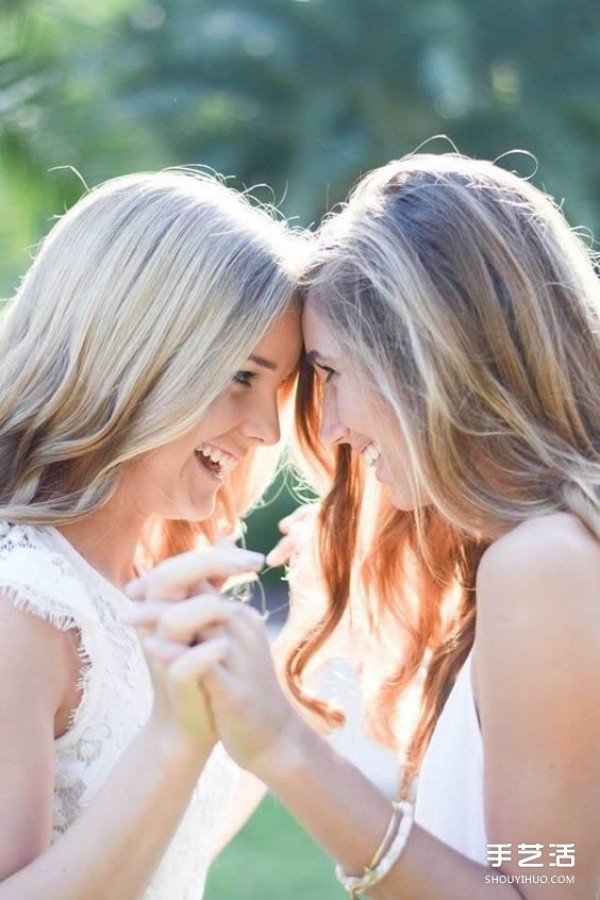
[
  {"xmin": 2, "ymin": 1, "xmax": 600, "ymax": 896},
  {"xmin": 3, "ymin": 0, "xmax": 600, "ymax": 300}
]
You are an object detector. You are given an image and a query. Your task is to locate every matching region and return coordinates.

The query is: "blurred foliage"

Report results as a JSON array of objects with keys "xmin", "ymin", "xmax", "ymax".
[
  {"xmin": 2, "ymin": 0, "xmax": 600, "ymax": 297},
  {"xmin": 1, "ymin": 0, "xmax": 599, "ymax": 560},
  {"xmin": 2, "ymin": 5, "xmax": 598, "ymax": 885}
]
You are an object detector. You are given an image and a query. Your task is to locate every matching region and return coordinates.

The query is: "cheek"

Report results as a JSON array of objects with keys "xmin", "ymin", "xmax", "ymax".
[
  {"xmin": 334, "ymin": 383, "xmax": 355, "ymax": 428},
  {"xmin": 144, "ymin": 450, "xmax": 185, "ymax": 486},
  {"xmin": 339, "ymin": 386, "xmax": 376, "ymax": 436},
  {"xmin": 381, "ymin": 426, "xmax": 418, "ymax": 490},
  {"xmin": 201, "ymin": 392, "xmax": 241, "ymax": 433}
]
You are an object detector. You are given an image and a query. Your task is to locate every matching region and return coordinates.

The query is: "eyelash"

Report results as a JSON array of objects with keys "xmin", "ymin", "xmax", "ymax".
[
  {"xmin": 233, "ymin": 370, "xmax": 256, "ymax": 388},
  {"xmin": 315, "ymin": 363, "xmax": 337, "ymax": 384}
]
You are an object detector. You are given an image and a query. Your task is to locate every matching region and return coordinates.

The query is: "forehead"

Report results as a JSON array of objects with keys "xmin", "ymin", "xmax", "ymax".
[
  {"xmin": 302, "ymin": 302, "xmax": 341, "ymax": 358},
  {"xmin": 253, "ymin": 306, "xmax": 303, "ymax": 368}
]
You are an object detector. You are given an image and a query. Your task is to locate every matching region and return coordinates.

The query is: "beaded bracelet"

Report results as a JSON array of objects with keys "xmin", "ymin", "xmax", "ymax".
[{"xmin": 335, "ymin": 799, "xmax": 415, "ymax": 898}]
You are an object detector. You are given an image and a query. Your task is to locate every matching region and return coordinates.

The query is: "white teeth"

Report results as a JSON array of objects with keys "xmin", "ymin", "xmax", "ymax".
[
  {"xmin": 196, "ymin": 443, "xmax": 236, "ymax": 473},
  {"xmin": 362, "ymin": 443, "xmax": 382, "ymax": 467}
]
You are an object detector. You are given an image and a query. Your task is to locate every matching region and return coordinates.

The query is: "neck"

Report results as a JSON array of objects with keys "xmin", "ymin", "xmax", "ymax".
[{"xmin": 56, "ymin": 496, "xmax": 147, "ymax": 589}]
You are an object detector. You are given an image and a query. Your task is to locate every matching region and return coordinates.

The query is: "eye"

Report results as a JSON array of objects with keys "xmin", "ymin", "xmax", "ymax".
[
  {"xmin": 232, "ymin": 370, "xmax": 256, "ymax": 388},
  {"xmin": 314, "ymin": 362, "xmax": 337, "ymax": 384}
]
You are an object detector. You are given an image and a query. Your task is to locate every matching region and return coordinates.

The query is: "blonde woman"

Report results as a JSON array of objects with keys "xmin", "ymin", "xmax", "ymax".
[
  {"xmin": 129, "ymin": 154, "xmax": 600, "ymax": 898},
  {"xmin": 0, "ymin": 170, "xmax": 303, "ymax": 898}
]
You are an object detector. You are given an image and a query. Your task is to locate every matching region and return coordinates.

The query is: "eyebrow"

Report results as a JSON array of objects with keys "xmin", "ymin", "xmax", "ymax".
[
  {"xmin": 305, "ymin": 350, "xmax": 337, "ymax": 366},
  {"xmin": 249, "ymin": 354, "xmax": 277, "ymax": 371},
  {"xmin": 304, "ymin": 351, "xmax": 319, "ymax": 366}
]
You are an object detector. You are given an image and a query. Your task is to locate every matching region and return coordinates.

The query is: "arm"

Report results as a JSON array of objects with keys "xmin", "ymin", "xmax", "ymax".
[
  {"xmin": 0, "ymin": 595, "xmax": 62, "ymax": 881},
  {"xmin": 136, "ymin": 515, "xmax": 600, "ymax": 898},
  {"xmin": 0, "ymin": 591, "xmax": 214, "ymax": 900},
  {"xmin": 256, "ymin": 513, "xmax": 600, "ymax": 898},
  {"xmin": 134, "ymin": 596, "xmax": 523, "ymax": 898}
]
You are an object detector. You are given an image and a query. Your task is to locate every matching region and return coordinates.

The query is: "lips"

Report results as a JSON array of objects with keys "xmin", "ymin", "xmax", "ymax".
[
  {"xmin": 195, "ymin": 442, "xmax": 238, "ymax": 481},
  {"xmin": 195, "ymin": 442, "xmax": 237, "ymax": 473}
]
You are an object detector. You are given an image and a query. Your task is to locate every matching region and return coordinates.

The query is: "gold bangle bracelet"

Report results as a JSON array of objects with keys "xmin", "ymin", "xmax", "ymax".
[
  {"xmin": 335, "ymin": 800, "xmax": 415, "ymax": 897},
  {"xmin": 367, "ymin": 801, "xmax": 402, "ymax": 870}
]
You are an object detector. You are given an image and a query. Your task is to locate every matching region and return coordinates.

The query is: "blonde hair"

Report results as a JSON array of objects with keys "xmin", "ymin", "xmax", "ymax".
[
  {"xmin": 0, "ymin": 170, "xmax": 300, "ymax": 559},
  {"xmin": 288, "ymin": 152, "xmax": 600, "ymax": 791}
]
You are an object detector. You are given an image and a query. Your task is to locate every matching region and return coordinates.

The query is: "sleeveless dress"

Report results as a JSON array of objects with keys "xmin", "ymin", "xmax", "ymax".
[
  {"xmin": 0, "ymin": 521, "xmax": 239, "ymax": 899},
  {"xmin": 414, "ymin": 651, "xmax": 488, "ymax": 865}
]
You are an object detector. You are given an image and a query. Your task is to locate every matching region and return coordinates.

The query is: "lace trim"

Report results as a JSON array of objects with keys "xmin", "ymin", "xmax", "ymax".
[{"xmin": 0, "ymin": 522, "xmax": 239, "ymax": 898}]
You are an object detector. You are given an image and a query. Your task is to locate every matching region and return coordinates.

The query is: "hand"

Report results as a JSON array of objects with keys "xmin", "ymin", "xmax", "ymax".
[
  {"xmin": 266, "ymin": 503, "xmax": 334, "ymax": 678},
  {"xmin": 266, "ymin": 503, "xmax": 320, "ymax": 567},
  {"xmin": 141, "ymin": 595, "xmax": 303, "ymax": 779},
  {"xmin": 121, "ymin": 543, "xmax": 265, "ymax": 749},
  {"xmin": 139, "ymin": 628, "xmax": 222, "ymax": 749},
  {"xmin": 267, "ymin": 502, "xmax": 352, "ymax": 710},
  {"xmin": 125, "ymin": 541, "xmax": 265, "ymax": 602},
  {"xmin": 266, "ymin": 502, "xmax": 326, "ymax": 651}
]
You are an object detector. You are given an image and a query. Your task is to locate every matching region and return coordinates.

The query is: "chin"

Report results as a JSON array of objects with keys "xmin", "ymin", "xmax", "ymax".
[
  {"xmin": 166, "ymin": 495, "xmax": 217, "ymax": 523},
  {"xmin": 390, "ymin": 496, "xmax": 418, "ymax": 512},
  {"xmin": 191, "ymin": 499, "xmax": 217, "ymax": 522},
  {"xmin": 388, "ymin": 485, "xmax": 420, "ymax": 512},
  {"xmin": 392, "ymin": 492, "xmax": 433, "ymax": 516}
]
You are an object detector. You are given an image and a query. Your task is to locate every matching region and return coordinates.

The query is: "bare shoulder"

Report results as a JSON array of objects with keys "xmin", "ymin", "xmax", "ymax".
[
  {"xmin": 0, "ymin": 590, "xmax": 75, "ymax": 713},
  {"xmin": 475, "ymin": 511, "xmax": 600, "ymax": 654},
  {"xmin": 480, "ymin": 510, "xmax": 600, "ymax": 572},
  {"xmin": 475, "ymin": 516, "xmax": 600, "ymax": 890},
  {"xmin": 0, "ymin": 591, "xmax": 77, "ymax": 875}
]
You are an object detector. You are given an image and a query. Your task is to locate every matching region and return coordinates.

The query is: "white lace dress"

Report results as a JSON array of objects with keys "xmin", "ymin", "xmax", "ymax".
[
  {"xmin": 414, "ymin": 651, "xmax": 487, "ymax": 864},
  {"xmin": 0, "ymin": 520, "xmax": 239, "ymax": 899}
]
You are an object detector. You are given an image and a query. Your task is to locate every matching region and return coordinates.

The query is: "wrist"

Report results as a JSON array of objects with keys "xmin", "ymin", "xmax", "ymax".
[
  {"xmin": 251, "ymin": 712, "xmax": 315, "ymax": 786},
  {"xmin": 143, "ymin": 717, "xmax": 216, "ymax": 770}
]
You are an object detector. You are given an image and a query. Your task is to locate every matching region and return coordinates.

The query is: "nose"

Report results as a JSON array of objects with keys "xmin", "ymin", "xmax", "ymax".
[
  {"xmin": 242, "ymin": 393, "xmax": 281, "ymax": 446},
  {"xmin": 319, "ymin": 388, "xmax": 348, "ymax": 446}
]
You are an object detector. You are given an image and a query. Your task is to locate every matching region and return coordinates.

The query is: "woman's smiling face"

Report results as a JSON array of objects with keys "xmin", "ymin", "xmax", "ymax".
[
  {"xmin": 121, "ymin": 307, "xmax": 303, "ymax": 523},
  {"xmin": 302, "ymin": 302, "xmax": 429, "ymax": 512}
]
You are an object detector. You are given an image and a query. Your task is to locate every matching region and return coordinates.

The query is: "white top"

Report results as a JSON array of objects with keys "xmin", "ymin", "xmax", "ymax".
[
  {"xmin": 414, "ymin": 651, "xmax": 487, "ymax": 865},
  {"xmin": 0, "ymin": 521, "xmax": 238, "ymax": 899}
]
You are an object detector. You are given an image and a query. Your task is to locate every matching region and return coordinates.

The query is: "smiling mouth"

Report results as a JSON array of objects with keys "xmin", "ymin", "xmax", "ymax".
[
  {"xmin": 195, "ymin": 450, "xmax": 223, "ymax": 480},
  {"xmin": 362, "ymin": 443, "xmax": 382, "ymax": 467},
  {"xmin": 194, "ymin": 443, "xmax": 237, "ymax": 482}
]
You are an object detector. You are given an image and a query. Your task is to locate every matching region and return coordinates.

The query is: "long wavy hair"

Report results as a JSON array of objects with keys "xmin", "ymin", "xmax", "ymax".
[
  {"xmin": 286, "ymin": 152, "xmax": 600, "ymax": 793},
  {"xmin": 0, "ymin": 170, "xmax": 301, "ymax": 561}
]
